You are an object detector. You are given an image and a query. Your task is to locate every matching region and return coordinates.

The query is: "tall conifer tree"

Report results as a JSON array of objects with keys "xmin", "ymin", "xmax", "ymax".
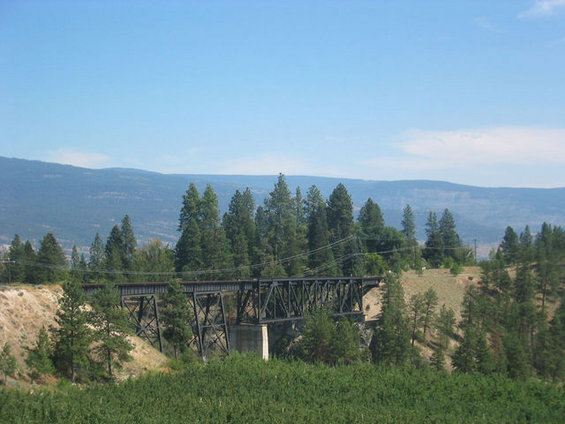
[
  {"xmin": 263, "ymin": 174, "xmax": 299, "ymax": 276},
  {"xmin": 175, "ymin": 183, "xmax": 202, "ymax": 274},
  {"xmin": 121, "ymin": 215, "xmax": 137, "ymax": 273},
  {"xmin": 51, "ymin": 280, "xmax": 91, "ymax": 383},
  {"xmin": 199, "ymin": 185, "xmax": 229, "ymax": 278},
  {"xmin": 305, "ymin": 185, "xmax": 335, "ymax": 274},
  {"xmin": 327, "ymin": 183, "xmax": 355, "ymax": 276},
  {"xmin": 223, "ymin": 189, "xmax": 256, "ymax": 278},
  {"xmin": 370, "ymin": 274, "xmax": 411, "ymax": 365},
  {"xmin": 162, "ymin": 279, "xmax": 193, "ymax": 358},
  {"xmin": 90, "ymin": 280, "xmax": 133, "ymax": 378},
  {"xmin": 37, "ymin": 233, "xmax": 67, "ymax": 283}
]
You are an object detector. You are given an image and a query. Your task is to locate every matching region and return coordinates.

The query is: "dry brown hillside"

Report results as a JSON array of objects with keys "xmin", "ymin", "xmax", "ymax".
[
  {"xmin": 363, "ymin": 267, "xmax": 480, "ymax": 322},
  {"xmin": 0, "ymin": 284, "xmax": 167, "ymax": 384}
]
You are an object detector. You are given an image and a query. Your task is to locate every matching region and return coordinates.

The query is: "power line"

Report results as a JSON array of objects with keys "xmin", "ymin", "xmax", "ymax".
[
  {"xmin": 6, "ymin": 235, "xmax": 357, "ymax": 277},
  {"xmin": 5, "ymin": 234, "xmax": 475, "ymax": 280}
]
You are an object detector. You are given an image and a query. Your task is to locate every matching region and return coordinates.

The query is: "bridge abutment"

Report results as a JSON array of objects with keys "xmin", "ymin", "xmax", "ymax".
[{"xmin": 230, "ymin": 324, "xmax": 269, "ymax": 360}]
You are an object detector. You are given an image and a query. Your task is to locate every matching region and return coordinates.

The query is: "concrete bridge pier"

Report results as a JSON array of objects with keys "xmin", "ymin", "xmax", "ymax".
[{"xmin": 230, "ymin": 324, "xmax": 269, "ymax": 360}]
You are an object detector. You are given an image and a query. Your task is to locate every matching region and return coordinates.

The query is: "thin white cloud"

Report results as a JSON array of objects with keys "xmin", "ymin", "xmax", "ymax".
[
  {"xmin": 519, "ymin": 0, "xmax": 565, "ymax": 18},
  {"xmin": 46, "ymin": 149, "xmax": 110, "ymax": 169},
  {"xmin": 474, "ymin": 17, "xmax": 503, "ymax": 33},
  {"xmin": 360, "ymin": 127, "xmax": 565, "ymax": 186},
  {"xmin": 398, "ymin": 127, "xmax": 565, "ymax": 165}
]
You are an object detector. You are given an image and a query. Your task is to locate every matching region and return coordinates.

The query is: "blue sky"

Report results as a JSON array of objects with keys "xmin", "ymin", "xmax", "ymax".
[{"xmin": 1, "ymin": 0, "xmax": 564, "ymax": 187}]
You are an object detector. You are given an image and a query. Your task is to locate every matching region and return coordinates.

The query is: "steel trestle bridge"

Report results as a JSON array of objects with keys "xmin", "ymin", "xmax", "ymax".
[{"xmin": 83, "ymin": 276, "xmax": 382, "ymax": 359}]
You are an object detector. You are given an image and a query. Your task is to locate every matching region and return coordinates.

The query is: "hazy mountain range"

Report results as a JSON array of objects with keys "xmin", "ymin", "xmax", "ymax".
[{"xmin": 1, "ymin": 156, "xmax": 564, "ymax": 256}]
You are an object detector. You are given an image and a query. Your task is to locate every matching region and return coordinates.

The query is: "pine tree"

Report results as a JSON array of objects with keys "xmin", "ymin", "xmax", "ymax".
[
  {"xmin": 500, "ymin": 226, "xmax": 520, "ymax": 265},
  {"xmin": 6, "ymin": 234, "xmax": 25, "ymax": 283},
  {"xmin": 25, "ymin": 326, "xmax": 55, "ymax": 382},
  {"xmin": 105, "ymin": 225, "xmax": 124, "ymax": 281},
  {"xmin": 199, "ymin": 185, "xmax": 229, "ymax": 279},
  {"xmin": 358, "ymin": 198, "xmax": 384, "ymax": 253},
  {"xmin": 408, "ymin": 293, "xmax": 425, "ymax": 346},
  {"xmin": 452, "ymin": 326, "xmax": 477, "ymax": 373},
  {"xmin": 333, "ymin": 317, "xmax": 361, "ymax": 365},
  {"xmin": 175, "ymin": 219, "xmax": 202, "ymax": 276},
  {"xmin": 305, "ymin": 185, "xmax": 335, "ymax": 274},
  {"xmin": 548, "ymin": 299, "xmax": 565, "ymax": 381},
  {"xmin": 294, "ymin": 187, "xmax": 308, "ymax": 268},
  {"xmin": 0, "ymin": 343, "xmax": 17, "ymax": 385},
  {"xmin": 439, "ymin": 208, "xmax": 461, "ymax": 262},
  {"xmin": 36, "ymin": 233, "xmax": 67, "ymax": 284},
  {"xmin": 401, "ymin": 204, "xmax": 420, "ymax": 268},
  {"xmin": 474, "ymin": 330, "xmax": 495, "ymax": 373},
  {"xmin": 178, "ymin": 183, "xmax": 201, "ymax": 231},
  {"xmin": 401, "ymin": 205, "xmax": 416, "ymax": 244},
  {"xmin": 89, "ymin": 233, "xmax": 105, "ymax": 281},
  {"xmin": 175, "ymin": 183, "xmax": 202, "ymax": 275},
  {"xmin": 503, "ymin": 330, "xmax": 530, "ymax": 380},
  {"xmin": 533, "ymin": 313, "xmax": 552, "ymax": 379},
  {"xmin": 300, "ymin": 307, "xmax": 335, "ymax": 364},
  {"xmin": 223, "ymin": 189, "xmax": 256, "ymax": 278},
  {"xmin": 121, "ymin": 215, "xmax": 137, "ymax": 274},
  {"xmin": 421, "ymin": 288, "xmax": 439, "ymax": 342},
  {"xmin": 430, "ymin": 347, "xmax": 446, "ymax": 371},
  {"xmin": 162, "ymin": 279, "xmax": 193, "ymax": 358},
  {"xmin": 370, "ymin": 274, "xmax": 411, "ymax": 365},
  {"xmin": 51, "ymin": 280, "xmax": 91, "ymax": 383},
  {"xmin": 535, "ymin": 223, "xmax": 560, "ymax": 313},
  {"xmin": 434, "ymin": 304, "xmax": 456, "ymax": 350},
  {"xmin": 327, "ymin": 183, "xmax": 355, "ymax": 276},
  {"xmin": 90, "ymin": 280, "xmax": 133, "ymax": 379},
  {"xmin": 23, "ymin": 241, "xmax": 38, "ymax": 284},
  {"xmin": 519, "ymin": 225, "xmax": 534, "ymax": 264},
  {"xmin": 70, "ymin": 245, "xmax": 84, "ymax": 283},
  {"xmin": 480, "ymin": 249, "xmax": 512, "ymax": 295},
  {"xmin": 512, "ymin": 265, "xmax": 537, "ymax": 347},
  {"xmin": 263, "ymin": 174, "xmax": 299, "ymax": 276},
  {"xmin": 423, "ymin": 212, "xmax": 443, "ymax": 268},
  {"xmin": 253, "ymin": 205, "xmax": 270, "ymax": 277}
]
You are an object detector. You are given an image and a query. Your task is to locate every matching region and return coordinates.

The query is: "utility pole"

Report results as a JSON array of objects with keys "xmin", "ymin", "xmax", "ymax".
[{"xmin": 473, "ymin": 239, "xmax": 477, "ymax": 263}]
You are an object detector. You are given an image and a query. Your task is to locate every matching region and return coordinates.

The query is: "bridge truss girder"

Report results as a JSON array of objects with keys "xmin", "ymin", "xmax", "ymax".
[
  {"xmin": 236, "ymin": 278, "xmax": 366, "ymax": 324},
  {"xmin": 86, "ymin": 277, "xmax": 381, "ymax": 359}
]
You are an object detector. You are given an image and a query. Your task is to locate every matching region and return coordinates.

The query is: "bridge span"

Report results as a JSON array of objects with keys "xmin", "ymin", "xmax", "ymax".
[{"xmin": 83, "ymin": 276, "xmax": 383, "ymax": 359}]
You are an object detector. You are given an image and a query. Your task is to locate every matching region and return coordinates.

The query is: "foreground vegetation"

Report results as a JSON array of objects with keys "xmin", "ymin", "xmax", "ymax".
[{"xmin": 1, "ymin": 354, "xmax": 563, "ymax": 423}]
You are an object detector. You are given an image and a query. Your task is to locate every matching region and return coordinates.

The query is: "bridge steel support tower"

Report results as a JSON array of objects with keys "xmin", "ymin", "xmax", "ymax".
[{"xmin": 120, "ymin": 294, "xmax": 163, "ymax": 352}]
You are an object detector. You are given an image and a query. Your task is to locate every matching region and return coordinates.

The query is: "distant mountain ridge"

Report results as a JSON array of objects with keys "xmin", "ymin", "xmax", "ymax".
[{"xmin": 1, "ymin": 156, "xmax": 564, "ymax": 254}]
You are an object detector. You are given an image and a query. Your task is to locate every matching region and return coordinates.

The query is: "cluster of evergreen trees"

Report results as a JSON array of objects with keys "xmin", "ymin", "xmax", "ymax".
[
  {"xmin": 0, "ymin": 216, "xmax": 174, "ymax": 284},
  {"xmin": 451, "ymin": 223, "xmax": 565, "ymax": 380},
  {"xmin": 174, "ymin": 175, "xmax": 470, "ymax": 280},
  {"xmin": 0, "ymin": 233, "xmax": 67, "ymax": 284},
  {"xmin": 1, "ymin": 175, "xmax": 471, "ymax": 284},
  {"xmin": 365, "ymin": 223, "xmax": 565, "ymax": 381}
]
